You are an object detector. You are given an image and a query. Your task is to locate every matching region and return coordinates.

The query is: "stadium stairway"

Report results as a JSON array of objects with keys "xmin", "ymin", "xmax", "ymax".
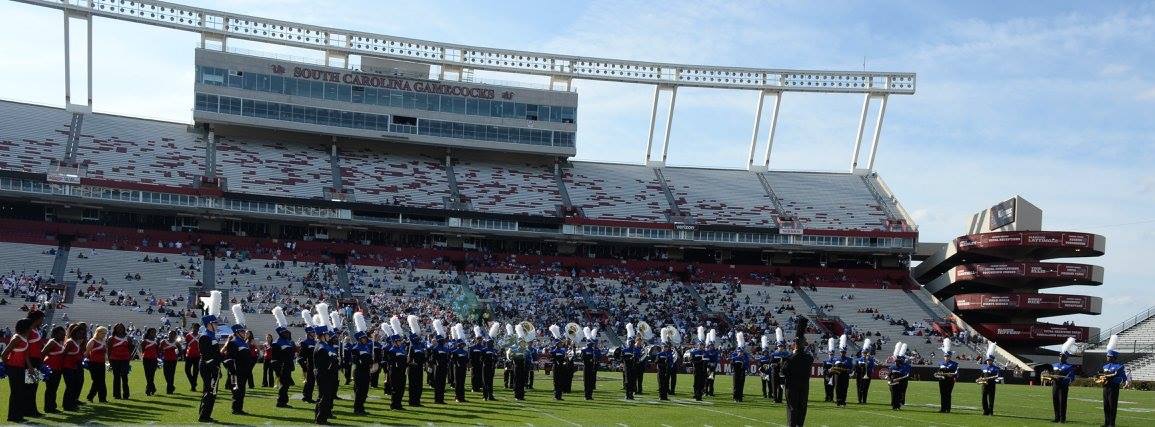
[
  {"xmin": 754, "ymin": 172, "xmax": 788, "ymax": 224},
  {"xmin": 652, "ymin": 168, "xmax": 686, "ymax": 220},
  {"xmin": 62, "ymin": 112, "xmax": 84, "ymax": 161},
  {"xmin": 49, "ymin": 242, "xmax": 70, "ymax": 284},
  {"xmin": 554, "ymin": 165, "xmax": 573, "ymax": 210},
  {"xmin": 444, "ymin": 155, "xmax": 465, "ymax": 210},
  {"xmin": 328, "ymin": 144, "xmax": 343, "ymax": 192},
  {"xmin": 903, "ymin": 288, "xmax": 946, "ymax": 322},
  {"xmin": 683, "ymin": 282, "xmax": 710, "ymax": 313},
  {"xmin": 794, "ymin": 286, "xmax": 823, "ymax": 315}
]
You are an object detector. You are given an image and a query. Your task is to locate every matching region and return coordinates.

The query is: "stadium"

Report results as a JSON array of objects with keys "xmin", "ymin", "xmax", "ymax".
[{"xmin": 0, "ymin": 0, "xmax": 1150, "ymax": 426}]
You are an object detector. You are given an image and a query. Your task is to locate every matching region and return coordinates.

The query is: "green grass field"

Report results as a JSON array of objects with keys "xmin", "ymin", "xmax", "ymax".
[{"xmin": 2, "ymin": 362, "xmax": 1151, "ymax": 426}]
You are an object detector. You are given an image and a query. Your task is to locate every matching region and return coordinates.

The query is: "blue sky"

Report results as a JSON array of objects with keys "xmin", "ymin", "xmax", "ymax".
[{"xmin": 1, "ymin": 0, "xmax": 1152, "ymax": 331}]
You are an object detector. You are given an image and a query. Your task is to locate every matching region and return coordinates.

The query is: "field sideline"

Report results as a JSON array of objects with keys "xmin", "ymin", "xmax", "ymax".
[{"xmin": 2, "ymin": 361, "xmax": 1151, "ymax": 426}]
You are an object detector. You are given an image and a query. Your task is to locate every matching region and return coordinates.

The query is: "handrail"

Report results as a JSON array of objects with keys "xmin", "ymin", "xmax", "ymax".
[{"xmin": 1088, "ymin": 305, "xmax": 1155, "ymax": 347}]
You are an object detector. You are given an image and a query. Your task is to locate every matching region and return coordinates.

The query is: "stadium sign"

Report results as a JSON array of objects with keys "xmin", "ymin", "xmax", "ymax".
[{"xmin": 290, "ymin": 66, "xmax": 498, "ymax": 100}]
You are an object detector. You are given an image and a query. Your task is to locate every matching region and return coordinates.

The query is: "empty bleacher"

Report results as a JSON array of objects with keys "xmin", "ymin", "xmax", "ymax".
[
  {"xmin": 765, "ymin": 171, "xmax": 890, "ymax": 230},
  {"xmin": 0, "ymin": 101, "xmax": 70, "ymax": 173},
  {"xmin": 563, "ymin": 161, "xmax": 669, "ymax": 222},
  {"xmin": 215, "ymin": 137, "xmax": 331, "ymax": 198},
  {"xmin": 454, "ymin": 156, "xmax": 562, "ymax": 216},
  {"xmin": 339, "ymin": 144, "xmax": 451, "ymax": 209},
  {"xmin": 75, "ymin": 113, "xmax": 206, "ymax": 187},
  {"xmin": 662, "ymin": 167, "xmax": 778, "ymax": 226}
]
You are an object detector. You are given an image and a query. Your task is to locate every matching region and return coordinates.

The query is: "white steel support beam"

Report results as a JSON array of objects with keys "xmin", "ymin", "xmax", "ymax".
[
  {"xmin": 747, "ymin": 91, "xmax": 766, "ymax": 169},
  {"xmin": 866, "ymin": 95, "xmax": 889, "ymax": 170},
  {"xmin": 850, "ymin": 93, "xmax": 871, "ymax": 170},
  {"xmin": 761, "ymin": 92, "xmax": 783, "ymax": 169},
  {"xmin": 644, "ymin": 85, "xmax": 662, "ymax": 165},
  {"xmin": 63, "ymin": 11, "xmax": 70, "ymax": 106},
  {"xmin": 659, "ymin": 86, "xmax": 678, "ymax": 163},
  {"xmin": 63, "ymin": 10, "xmax": 93, "ymax": 111}
]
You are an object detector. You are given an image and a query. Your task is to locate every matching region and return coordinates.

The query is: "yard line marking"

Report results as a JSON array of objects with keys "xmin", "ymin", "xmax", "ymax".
[
  {"xmin": 669, "ymin": 401, "xmax": 784, "ymax": 426},
  {"xmin": 513, "ymin": 402, "xmax": 582, "ymax": 427}
]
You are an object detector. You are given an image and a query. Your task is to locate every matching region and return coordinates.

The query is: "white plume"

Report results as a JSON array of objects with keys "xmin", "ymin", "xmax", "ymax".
[
  {"xmin": 353, "ymin": 312, "xmax": 367, "ymax": 333},
  {"xmin": 407, "ymin": 315, "xmax": 421, "ymax": 335},
  {"xmin": 986, "ymin": 341, "xmax": 998, "ymax": 359},
  {"xmin": 1061, "ymin": 337, "xmax": 1075, "ymax": 355},
  {"xmin": 706, "ymin": 329, "xmax": 716, "ymax": 345},
  {"xmin": 827, "ymin": 337, "xmax": 836, "ymax": 353},
  {"xmin": 329, "ymin": 311, "xmax": 343, "ymax": 330},
  {"xmin": 697, "ymin": 326, "xmax": 706, "ymax": 343},
  {"xmin": 314, "ymin": 303, "xmax": 331, "ymax": 327},
  {"xmin": 549, "ymin": 324, "xmax": 562, "ymax": 340},
  {"xmin": 380, "ymin": 322, "xmax": 393, "ymax": 336},
  {"xmin": 488, "ymin": 322, "xmax": 502, "ymax": 339},
  {"xmin": 433, "ymin": 319, "xmax": 446, "ymax": 337},
  {"xmin": 200, "ymin": 290, "xmax": 222, "ymax": 317},
  {"xmin": 582, "ymin": 326, "xmax": 592, "ymax": 341},
  {"xmin": 626, "ymin": 323, "xmax": 635, "ymax": 339},
  {"xmin": 473, "ymin": 326, "xmax": 483, "ymax": 339},
  {"xmin": 838, "ymin": 334, "xmax": 848, "ymax": 350},
  {"xmin": 504, "ymin": 323, "xmax": 514, "ymax": 337},
  {"xmin": 775, "ymin": 327, "xmax": 784, "ymax": 344},
  {"xmin": 862, "ymin": 338, "xmax": 872, "ymax": 353},
  {"xmin": 389, "ymin": 316, "xmax": 403, "ymax": 336},
  {"xmin": 590, "ymin": 328, "xmax": 599, "ymax": 342},
  {"xmin": 1107, "ymin": 334, "xmax": 1119, "ymax": 352},
  {"xmin": 899, "ymin": 343, "xmax": 909, "ymax": 357},
  {"xmin": 272, "ymin": 306, "xmax": 288, "ymax": 328},
  {"xmin": 300, "ymin": 310, "xmax": 314, "ymax": 328},
  {"xmin": 736, "ymin": 332, "xmax": 746, "ymax": 348},
  {"xmin": 515, "ymin": 323, "xmax": 526, "ymax": 340},
  {"xmin": 941, "ymin": 337, "xmax": 952, "ymax": 354},
  {"xmin": 313, "ymin": 314, "xmax": 326, "ymax": 328},
  {"xmin": 761, "ymin": 334, "xmax": 770, "ymax": 350},
  {"xmin": 892, "ymin": 342, "xmax": 902, "ymax": 358}
]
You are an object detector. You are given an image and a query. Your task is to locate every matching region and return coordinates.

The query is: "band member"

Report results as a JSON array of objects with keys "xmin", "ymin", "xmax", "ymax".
[
  {"xmin": 689, "ymin": 327, "xmax": 708, "ymax": 401},
  {"xmin": 1101, "ymin": 335, "xmax": 1128, "ymax": 427},
  {"xmin": 936, "ymin": 339, "xmax": 959, "ymax": 413},
  {"xmin": 482, "ymin": 324, "xmax": 500, "ymax": 401},
  {"xmin": 431, "ymin": 320, "xmax": 451, "ymax": 405},
  {"xmin": 62, "ymin": 323, "xmax": 86, "ymax": 411},
  {"xmin": 42, "ymin": 325, "xmax": 67, "ymax": 414},
  {"xmin": 223, "ymin": 304, "xmax": 253, "ymax": 415},
  {"xmin": 782, "ymin": 316, "xmax": 813, "ymax": 427},
  {"xmin": 299, "ymin": 313, "xmax": 318, "ymax": 404},
  {"xmin": 656, "ymin": 336, "xmax": 674, "ymax": 401},
  {"xmin": 1051, "ymin": 338, "xmax": 1075, "ymax": 422},
  {"xmin": 197, "ymin": 291, "xmax": 224, "ymax": 423},
  {"xmin": 351, "ymin": 312, "xmax": 374, "ymax": 415},
  {"xmin": 770, "ymin": 329, "xmax": 789, "ymax": 403},
  {"xmin": 185, "ymin": 323, "xmax": 202, "ymax": 392},
  {"xmin": 406, "ymin": 315, "xmax": 427, "ymax": 407},
  {"xmin": 670, "ymin": 339, "xmax": 682, "ymax": 395},
  {"xmin": 822, "ymin": 338, "xmax": 835, "ymax": 402},
  {"xmin": 621, "ymin": 329, "xmax": 639, "ymax": 400},
  {"xmin": 107, "ymin": 323, "xmax": 133, "ymax": 400},
  {"xmin": 979, "ymin": 342, "xmax": 1001, "ymax": 416},
  {"xmin": 548, "ymin": 326, "xmax": 568, "ymax": 400},
  {"xmin": 731, "ymin": 332, "xmax": 749, "ymax": 402},
  {"xmin": 86, "ymin": 326, "xmax": 109, "ymax": 403},
  {"xmin": 705, "ymin": 331, "xmax": 719, "ymax": 397},
  {"xmin": 160, "ymin": 330, "xmax": 181, "ymax": 394},
  {"xmin": 270, "ymin": 308, "xmax": 297, "ymax": 408},
  {"xmin": 451, "ymin": 325, "xmax": 470, "ymax": 403},
  {"xmin": 833, "ymin": 335, "xmax": 852, "ymax": 407},
  {"xmin": 388, "ymin": 316, "xmax": 409, "ymax": 409},
  {"xmin": 470, "ymin": 333, "xmax": 484, "ymax": 393},
  {"xmin": 888, "ymin": 342, "xmax": 911, "ymax": 410},
  {"xmin": 140, "ymin": 328, "xmax": 159, "ymax": 397},
  {"xmin": 580, "ymin": 328, "xmax": 601, "ymax": 400},
  {"xmin": 511, "ymin": 322, "xmax": 535, "ymax": 401},
  {"xmin": 2, "ymin": 319, "xmax": 33, "ymax": 423},
  {"xmin": 853, "ymin": 338, "xmax": 876, "ymax": 404},
  {"xmin": 312, "ymin": 306, "xmax": 339, "ymax": 425}
]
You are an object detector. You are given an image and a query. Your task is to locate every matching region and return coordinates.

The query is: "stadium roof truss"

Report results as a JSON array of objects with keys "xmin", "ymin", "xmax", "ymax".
[{"xmin": 16, "ymin": 0, "xmax": 917, "ymax": 172}]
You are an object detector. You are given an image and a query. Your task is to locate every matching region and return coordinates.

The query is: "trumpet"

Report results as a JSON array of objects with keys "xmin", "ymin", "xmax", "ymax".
[
  {"xmin": 933, "ymin": 371, "xmax": 958, "ymax": 380},
  {"xmin": 828, "ymin": 366, "xmax": 850, "ymax": 375},
  {"xmin": 887, "ymin": 375, "xmax": 908, "ymax": 386},
  {"xmin": 1094, "ymin": 373, "xmax": 1114, "ymax": 385}
]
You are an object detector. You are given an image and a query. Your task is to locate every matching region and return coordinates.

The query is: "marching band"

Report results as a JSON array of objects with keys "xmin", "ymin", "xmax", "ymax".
[{"xmin": 2, "ymin": 302, "xmax": 1138, "ymax": 427}]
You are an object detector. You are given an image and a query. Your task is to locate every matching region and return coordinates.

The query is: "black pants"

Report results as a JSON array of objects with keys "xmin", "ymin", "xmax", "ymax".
[
  {"xmin": 834, "ymin": 373, "xmax": 850, "ymax": 406},
  {"xmin": 185, "ymin": 357, "xmax": 200, "ymax": 391},
  {"xmin": 353, "ymin": 366, "xmax": 370, "ymax": 413},
  {"xmin": 276, "ymin": 364, "xmax": 294, "ymax": 406},
  {"xmin": 263, "ymin": 361, "xmax": 274, "ymax": 387},
  {"xmin": 658, "ymin": 366, "xmax": 670, "ymax": 400},
  {"xmin": 1103, "ymin": 383, "xmax": 1120, "ymax": 427},
  {"xmin": 389, "ymin": 367, "xmax": 407, "ymax": 409},
  {"xmin": 856, "ymin": 378, "xmax": 870, "ymax": 404},
  {"xmin": 982, "ymin": 381, "xmax": 997, "ymax": 415},
  {"xmin": 785, "ymin": 383, "xmax": 809, "ymax": 427},
  {"xmin": 163, "ymin": 360, "xmax": 177, "ymax": 393},
  {"xmin": 433, "ymin": 364, "xmax": 448, "ymax": 403},
  {"xmin": 143, "ymin": 359, "xmax": 158, "ymax": 396},
  {"xmin": 889, "ymin": 380, "xmax": 907, "ymax": 409},
  {"xmin": 7, "ymin": 367, "xmax": 27, "ymax": 422},
  {"xmin": 470, "ymin": 360, "xmax": 482, "ymax": 392},
  {"xmin": 231, "ymin": 370, "xmax": 247, "ymax": 413},
  {"xmin": 552, "ymin": 364, "xmax": 565, "ymax": 400},
  {"xmin": 938, "ymin": 379, "xmax": 954, "ymax": 412},
  {"xmin": 483, "ymin": 362, "xmax": 496, "ymax": 400},
  {"xmin": 44, "ymin": 371, "xmax": 63, "ymax": 412},
  {"xmin": 63, "ymin": 368, "xmax": 83, "ymax": 410},
  {"xmin": 87, "ymin": 364, "xmax": 107, "ymax": 402},
  {"xmin": 670, "ymin": 365, "xmax": 678, "ymax": 394},
  {"xmin": 583, "ymin": 366, "xmax": 596, "ymax": 399},
  {"xmin": 453, "ymin": 365, "xmax": 467, "ymax": 402},
  {"xmin": 823, "ymin": 374, "xmax": 833, "ymax": 402},
  {"xmin": 198, "ymin": 363, "xmax": 220, "ymax": 421},
  {"xmin": 623, "ymin": 361, "xmax": 636, "ymax": 399},
  {"xmin": 315, "ymin": 372, "xmax": 334, "ymax": 424},
  {"xmin": 732, "ymin": 367, "xmax": 746, "ymax": 402},
  {"xmin": 771, "ymin": 371, "xmax": 784, "ymax": 402},
  {"xmin": 513, "ymin": 363, "xmax": 528, "ymax": 400},
  {"xmin": 407, "ymin": 366, "xmax": 424, "ymax": 406},
  {"xmin": 110, "ymin": 360, "xmax": 130, "ymax": 399},
  {"xmin": 1051, "ymin": 384, "xmax": 1068, "ymax": 421},
  {"xmin": 692, "ymin": 365, "xmax": 707, "ymax": 401},
  {"xmin": 302, "ymin": 362, "xmax": 316, "ymax": 402},
  {"xmin": 633, "ymin": 366, "xmax": 644, "ymax": 394}
]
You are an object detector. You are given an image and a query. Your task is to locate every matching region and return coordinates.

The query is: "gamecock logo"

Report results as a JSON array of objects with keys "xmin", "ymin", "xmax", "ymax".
[{"xmin": 270, "ymin": 64, "xmax": 286, "ymax": 75}]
